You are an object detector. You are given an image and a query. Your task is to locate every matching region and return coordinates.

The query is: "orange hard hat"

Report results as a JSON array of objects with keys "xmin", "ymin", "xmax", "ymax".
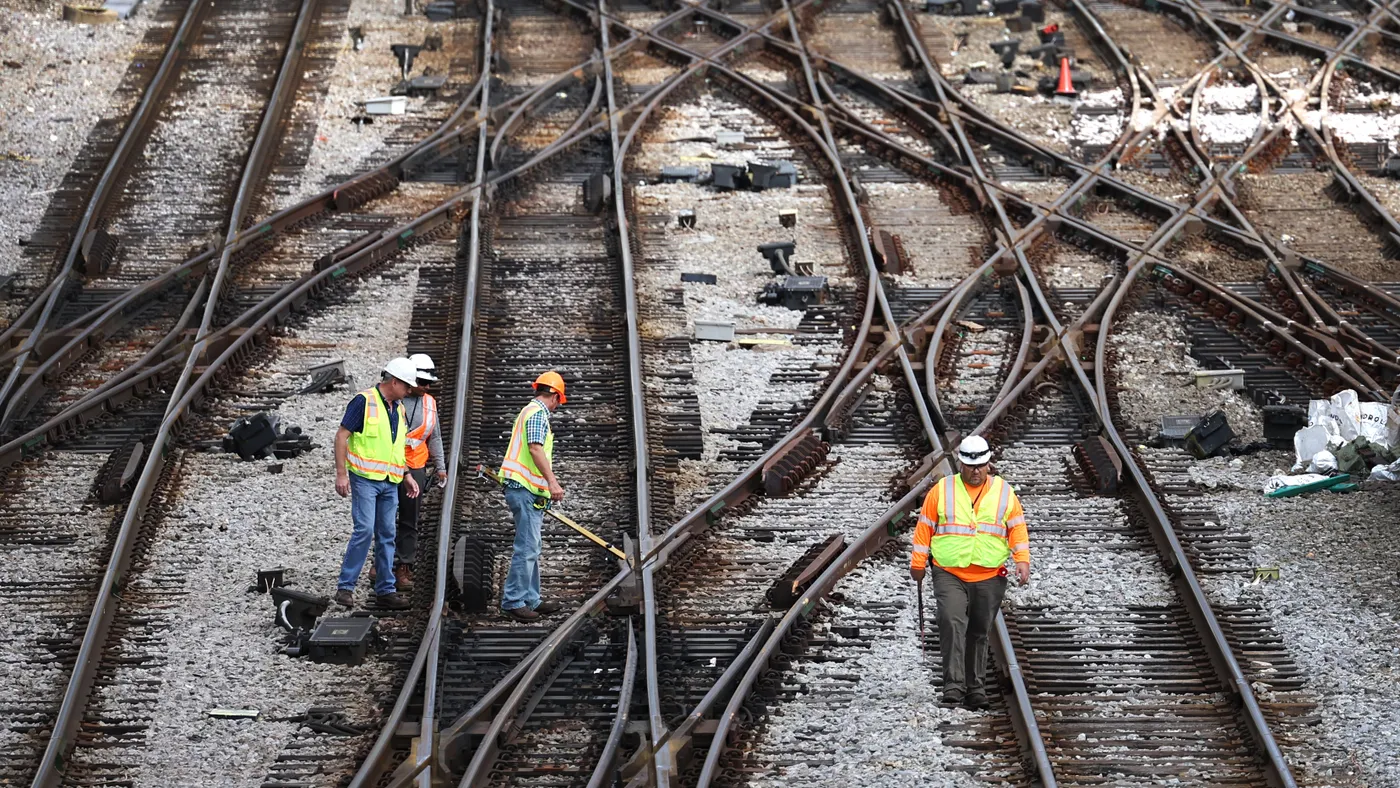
[{"xmin": 533, "ymin": 370, "xmax": 567, "ymax": 404}]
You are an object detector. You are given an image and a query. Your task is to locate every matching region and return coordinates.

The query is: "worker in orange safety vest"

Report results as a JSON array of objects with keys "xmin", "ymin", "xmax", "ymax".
[
  {"xmin": 910, "ymin": 435, "xmax": 1030, "ymax": 710},
  {"xmin": 391, "ymin": 352, "xmax": 447, "ymax": 592}
]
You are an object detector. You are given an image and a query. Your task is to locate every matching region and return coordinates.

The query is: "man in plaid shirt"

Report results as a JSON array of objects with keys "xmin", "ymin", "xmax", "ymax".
[{"xmin": 497, "ymin": 371, "xmax": 569, "ymax": 621}]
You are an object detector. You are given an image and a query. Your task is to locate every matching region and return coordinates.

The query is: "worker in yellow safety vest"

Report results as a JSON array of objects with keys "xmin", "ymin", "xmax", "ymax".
[
  {"xmin": 910, "ymin": 435, "xmax": 1030, "ymax": 709},
  {"xmin": 332, "ymin": 357, "xmax": 421, "ymax": 611},
  {"xmin": 499, "ymin": 371, "xmax": 568, "ymax": 621}
]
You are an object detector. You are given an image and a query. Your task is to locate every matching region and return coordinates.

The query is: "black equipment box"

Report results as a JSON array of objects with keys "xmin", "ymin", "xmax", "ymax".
[
  {"xmin": 711, "ymin": 163, "xmax": 747, "ymax": 191},
  {"xmin": 308, "ymin": 617, "xmax": 378, "ymax": 665},
  {"xmin": 661, "ymin": 165, "xmax": 699, "ymax": 183},
  {"xmin": 1185, "ymin": 410, "xmax": 1235, "ymax": 459},
  {"xmin": 271, "ymin": 586, "xmax": 329, "ymax": 632},
  {"xmin": 225, "ymin": 412, "xmax": 280, "ymax": 460},
  {"xmin": 1159, "ymin": 415, "xmax": 1197, "ymax": 446},
  {"xmin": 1263, "ymin": 405, "xmax": 1308, "ymax": 449}
]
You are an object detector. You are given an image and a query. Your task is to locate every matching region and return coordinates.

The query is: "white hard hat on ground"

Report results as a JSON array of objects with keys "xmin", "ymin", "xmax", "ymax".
[
  {"xmin": 384, "ymin": 357, "xmax": 419, "ymax": 385},
  {"xmin": 956, "ymin": 435, "xmax": 992, "ymax": 466},
  {"xmin": 409, "ymin": 353, "xmax": 439, "ymax": 382}
]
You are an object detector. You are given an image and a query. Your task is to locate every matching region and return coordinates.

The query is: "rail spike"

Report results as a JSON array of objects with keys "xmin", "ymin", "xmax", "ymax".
[{"xmin": 761, "ymin": 428, "xmax": 829, "ymax": 498}]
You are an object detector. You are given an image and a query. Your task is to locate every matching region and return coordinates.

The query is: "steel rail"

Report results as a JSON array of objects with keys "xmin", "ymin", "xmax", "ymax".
[
  {"xmin": 450, "ymin": 12, "xmax": 890, "ymax": 784},
  {"xmin": 598, "ymin": 1, "xmax": 658, "ymax": 783},
  {"xmin": 0, "ymin": 20, "xmax": 677, "ymax": 426},
  {"xmin": 397, "ymin": 1, "xmax": 1388, "ymax": 783},
  {"xmin": 692, "ymin": 277, "xmax": 1101, "ymax": 786},
  {"xmin": 405, "ymin": 5, "xmax": 496, "ymax": 788},
  {"xmin": 0, "ymin": 9, "xmax": 736, "ymax": 463},
  {"xmin": 171, "ymin": 0, "xmax": 324, "ymax": 425},
  {"xmin": 408, "ymin": 4, "xmax": 857, "ymax": 785},
  {"xmin": 27, "ymin": 0, "xmax": 323, "ymax": 780},
  {"xmin": 857, "ymin": 4, "xmax": 1321, "ymax": 784},
  {"xmin": 24, "ymin": 3, "xmax": 820, "ymax": 784},
  {"xmin": 0, "ymin": 0, "xmax": 212, "ymax": 416}
]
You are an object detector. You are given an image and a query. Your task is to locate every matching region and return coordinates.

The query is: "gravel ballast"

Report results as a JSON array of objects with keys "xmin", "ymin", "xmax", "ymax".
[
  {"xmin": 74, "ymin": 263, "xmax": 422, "ymax": 785},
  {"xmin": 0, "ymin": 2, "xmax": 170, "ymax": 279},
  {"xmin": 1109, "ymin": 307, "xmax": 1265, "ymax": 442},
  {"xmin": 747, "ymin": 562, "xmax": 985, "ymax": 788}
]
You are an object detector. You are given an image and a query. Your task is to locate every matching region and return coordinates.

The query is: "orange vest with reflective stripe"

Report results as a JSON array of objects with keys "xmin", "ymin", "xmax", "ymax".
[
  {"xmin": 403, "ymin": 394, "xmax": 438, "ymax": 470},
  {"xmin": 345, "ymin": 387, "xmax": 407, "ymax": 483},
  {"xmin": 500, "ymin": 400, "xmax": 553, "ymax": 497},
  {"xmin": 926, "ymin": 475, "xmax": 1012, "ymax": 569}
]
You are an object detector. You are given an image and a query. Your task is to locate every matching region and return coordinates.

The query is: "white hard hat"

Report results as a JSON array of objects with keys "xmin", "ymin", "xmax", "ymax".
[
  {"xmin": 956, "ymin": 435, "xmax": 992, "ymax": 466},
  {"xmin": 409, "ymin": 352, "xmax": 438, "ymax": 382},
  {"xmin": 383, "ymin": 357, "xmax": 419, "ymax": 385}
]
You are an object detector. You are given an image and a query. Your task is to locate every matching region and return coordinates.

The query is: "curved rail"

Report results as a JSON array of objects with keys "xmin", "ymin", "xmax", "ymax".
[{"xmin": 0, "ymin": 0, "xmax": 212, "ymax": 415}]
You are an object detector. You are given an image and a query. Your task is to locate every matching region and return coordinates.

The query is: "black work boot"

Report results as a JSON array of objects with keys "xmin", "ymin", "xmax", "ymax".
[
  {"xmin": 940, "ymin": 687, "xmax": 965, "ymax": 705},
  {"xmin": 964, "ymin": 691, "xmax": 989, "ymax": 710},
  {"xmin": 333, "ymin": 589, "xmax": 354, "ymax": 608}
]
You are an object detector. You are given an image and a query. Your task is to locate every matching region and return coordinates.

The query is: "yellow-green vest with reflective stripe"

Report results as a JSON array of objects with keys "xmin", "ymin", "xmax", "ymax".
[
  {"xmin": 501, "ymin": 400, "xmax": 554, "ymax": 497},
  {"xmin": 930, "ymin": 475, "xmax": 1013, "ymax": 569},
  {"xmin": 346, "ymin": 386, "xmax": 407, "ymax": 483}
]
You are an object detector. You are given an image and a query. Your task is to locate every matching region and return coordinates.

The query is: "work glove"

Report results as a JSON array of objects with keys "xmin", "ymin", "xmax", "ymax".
[{"xmin": 910, "ymin": 566, "xmax": 925, "ymax": 583}]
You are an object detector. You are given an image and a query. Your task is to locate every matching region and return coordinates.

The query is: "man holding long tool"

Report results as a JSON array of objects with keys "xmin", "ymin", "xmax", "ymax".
[
  {"xmin": 498, "ymin": 371, "xmax": 569, "ymax": 622},
  {"xmin": 910, "ymin": 435, "xmax": 1030, "ymax": 710}
]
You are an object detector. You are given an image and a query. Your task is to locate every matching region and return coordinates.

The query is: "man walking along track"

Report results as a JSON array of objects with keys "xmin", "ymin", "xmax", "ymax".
[
  {"xmin": 332, "ymin": 357, "xmax": 421, "ymax": 610},
  {"xmin": 392, "ymin": 353, "xmax": 448, "ymax": 592},
  {"xmin": 499, "ymin": 371, "xmax": 569, "ymax": 622},
  {"xmin": 910, "ymin": 435, "xmax": 1030, "ymax": 709}
]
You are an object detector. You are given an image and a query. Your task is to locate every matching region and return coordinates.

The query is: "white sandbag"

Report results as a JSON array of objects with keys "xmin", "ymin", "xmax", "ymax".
[
  {"xmin": 1359, "ymin": 402, "xmax": 1391, "ymax": 447},
  {"xmin": 1330, "ymin": 389, "xmax": 1361, "ymax": 442},
  {"xmin": 1308, "ymin": 450, "xmax": 1337, "ymax": 474},
  {"xmin": 1308, "ymin": 399, "xmax": 1330, "ymax": 427},
  {"xmin": 1370, "ymin": 458, "xmax": 1400, "ymax": 482},
  {"xmin": 1264, "ymin": 473, "xmax": 1327, "ymax": 493},
  {"xmin": 1293, "ymin": 424, "xmax": 1330, "ymax": 470}
]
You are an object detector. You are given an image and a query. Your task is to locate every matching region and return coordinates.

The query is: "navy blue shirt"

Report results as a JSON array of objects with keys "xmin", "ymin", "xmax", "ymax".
[{"xmin": 341, "ymin": 386, "xmax": 399, "ymax": 441}]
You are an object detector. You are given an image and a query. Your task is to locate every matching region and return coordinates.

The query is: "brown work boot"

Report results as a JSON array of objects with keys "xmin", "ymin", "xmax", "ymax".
[
  {"xmin": 534, "ymin": 600, "xmax": 562, "ymax": 615},
  {"xmin": 504, "ymin": 606, "xmax": 539, "ymax": 622},
  {"xmin": 368, "ymin": 563, "xmax": 376, "ymax": 583},
  {"xmin": 394, "ymin": 565, "xmax": 414, "ymax": 592},
  {"xmin": 333, "ymin": 589, "xmax": 354, "ymax": 608},
  {"xmin": 376, "ymin": 592, "xmax": 411, "ymax": 610}
]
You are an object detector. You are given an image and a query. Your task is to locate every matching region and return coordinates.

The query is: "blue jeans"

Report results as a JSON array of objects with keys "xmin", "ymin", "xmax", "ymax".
[
  {"xmin": 501, "ymin": 484, "xmax": 544, "ymax": 611},
  {"xmin": 337, "ymin": 473, "xmax": 399, "ymax": 595}
]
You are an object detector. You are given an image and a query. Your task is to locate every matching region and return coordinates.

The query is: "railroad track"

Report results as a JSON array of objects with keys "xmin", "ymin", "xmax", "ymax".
[{"xmin": 7, "ymin": 0, "xmax": 1400, "ymax": 785}]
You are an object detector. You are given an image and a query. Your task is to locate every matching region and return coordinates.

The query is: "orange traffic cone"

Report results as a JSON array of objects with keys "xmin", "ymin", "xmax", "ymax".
[{"xmin": 1055, "ymin": 56, "xmax": 1077, "ymax": 97}]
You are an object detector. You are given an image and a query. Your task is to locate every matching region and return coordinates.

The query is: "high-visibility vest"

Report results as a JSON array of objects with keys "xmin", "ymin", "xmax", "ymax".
[
  {"xmin": 500, "ymin": 399, "xmax": 553, "ymax": 497},
  {"xmin": 925, "ymin": 474, "xmax": 1013, "ymax": 570},
  {"xmin": 403, "ymin": 394, "xmax": 438, "ymax": 470},
  {"xmin": 346, "ymin": 387, "xmax": 407, "ymax": 483}
]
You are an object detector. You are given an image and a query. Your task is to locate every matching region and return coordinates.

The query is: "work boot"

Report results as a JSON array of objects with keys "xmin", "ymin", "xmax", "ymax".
[
  {"xmin": 505, "ymin": 607, "xmax": 539, "ymax": 622},
  {"xmin": 940, "ymin": 688, "xmax": 965, "ymax": 706},
  {"xmin": 394, "ymin": 565, "xmax": 414, "ymax": 592},
  {"xmin": 333, "ymin": 589, "xmax": 354, "ymax": 608},
  {"xmin": 963, "ymin": 692, "xmax": 989, "ymax": 711},
  {"xmin": 534, "ymin": 600, "xmax": 562, "ymax": 615},
  {"xmin": 376, "ymin": 592, "xmax": 411, "ymax": 610}
]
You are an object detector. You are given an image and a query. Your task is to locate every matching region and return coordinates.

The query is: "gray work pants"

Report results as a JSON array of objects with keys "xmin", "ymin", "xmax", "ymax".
[
  {"xmin": 931, "ymin": 565, "xmax": 1008, "ymax": 696},
  {"xmin": 395, "ymin": 466, "xmax": 428, "ymax": 565}
]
